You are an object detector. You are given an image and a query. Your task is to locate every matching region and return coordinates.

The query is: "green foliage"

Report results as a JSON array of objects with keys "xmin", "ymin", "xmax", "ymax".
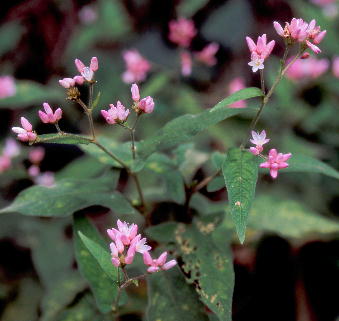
[
  {"xmin": 222, "ymin": 148, "xmax": 259, "ymax": 244},
  {"xmin": 285, "ymin": 153, "xmax": 339, "ymax": 180},
  {"xmin": 78, "ymin": 231, "xmax": 118, "ymax": 283},
  {"xmin": 73, "ymin": 215, "xmax": 119, "ymax": 313},
  {"xmin": 147, "ymin": 267, "xmax": 209, "ymax": 321},
  {"xmin": 0, "ymin": 176, "xmax": 136, "ymax": 217},
  {"xmin": 138, "ymin": 88, "xmax": 263, "ymax": 159},
  {"xmin": 145, "ymin": 222, "xmax": 178, "ymax": 243},
  {"xmin": 0, "ymin": 81, "xmax": 62, "ymax": 109},
  {"xmin": 0, "ymin": 21, "xmax": 24, "ymax": 57},
  {"xmin": 175, "ymin": 222, "xmax": 234, "ymax": 321},
  {"xmin": 248, "ymin": 196, "xmax": 339, "ymax": 239},
  {"xmin": 207, "ymin": 176, "xmax": 224, "ymax": 192}
]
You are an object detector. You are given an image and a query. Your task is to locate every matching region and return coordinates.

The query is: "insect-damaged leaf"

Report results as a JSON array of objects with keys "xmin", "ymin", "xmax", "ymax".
[{"xmin": 175, "ymin": 221, "xmax": 234, "ymax": 321}]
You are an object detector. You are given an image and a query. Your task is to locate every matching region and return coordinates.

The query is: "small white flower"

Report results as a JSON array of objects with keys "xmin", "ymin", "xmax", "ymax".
[
  {"xmin": 81, "ymin": 67, "xmax": 94, "ymax": 81},
  {"xmin": 250, "ymin": 130, "xmax": 270, "ymax": 146},
  {"xmin": 248, "ymin": 58, "xmax": 265, "ymax": 73}
]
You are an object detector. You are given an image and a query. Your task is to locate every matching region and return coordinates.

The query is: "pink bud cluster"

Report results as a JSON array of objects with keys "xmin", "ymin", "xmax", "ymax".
[
  {"xmin": 0, "ymin": 138, "xmax": 20, "ymax": 173},
  {"xmin": 131, "ymin": 84, "xmax": 155, "ymax": 114},
  {"xmin": 246, "ymin": 34, "xmax": 275, "ymax": 72},
  {"xmin": 273, "ymin": 18, "xmax": 326, "ymax": 54},
  {"xmin": 122, "ymin": 50, "xmax": 151, "ymax": 84},
  {"xmin": 26, "ymin": 147, "xmax": 55, "ymax": 186},
  {"xmin": 39, "ymin": 103, "xmax": 62, "ymax": 124},
  {"xmin": 107, "ymin": 220, "xmax": 177, "ymax": 273},
  {"xmin": 168, "ymin": 18, "xmax": 219, "ymax": 76},
  {"xmin": 249, "ymin": 130, "xmax": 291, "ymax": 179},
  {"xmin": 0, "ymin": 76, "xmax": 16, "ymax": 99},
  {"xmin": 101, "ymin": 102, "xmax": 130, "ymax": 125},
  {"xmin": 12, "ymin": 117, "xmax": 37, "ymax": 143},
  {"xmin": 59, "ymin": 57, "xmax": 98, "ymax": 88}
]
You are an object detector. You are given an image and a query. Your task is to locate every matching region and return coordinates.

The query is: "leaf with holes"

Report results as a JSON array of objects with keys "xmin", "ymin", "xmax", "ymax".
[
  {"xmin": 222, "ymin": 148, "xmax": 259, "ymax": 244},
  {"xmin": 147, "ymin": 267, "xmax": 208, "ymax": 321},
  {"xmin": 175, "ymin": 221, "xmax": 234, "ymax": 321}
]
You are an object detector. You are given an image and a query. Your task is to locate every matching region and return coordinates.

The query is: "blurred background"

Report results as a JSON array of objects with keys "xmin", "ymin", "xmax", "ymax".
[{"xmin": 0, "ymin": 0, "xmax": 338, "ymax": 320}]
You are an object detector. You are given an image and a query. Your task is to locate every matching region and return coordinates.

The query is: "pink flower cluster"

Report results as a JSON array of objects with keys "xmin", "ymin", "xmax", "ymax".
[
  {"xmin": 249, "ymin": 130, "xmax": 291, "ymax": 179},
  {"xmin": 246, "ymin": 34, "xmax": 275, "ymax": 72},
  {"xmin": 59, "ymin": 57, "xmax": 98, "ymax": 88},
  {"xmin": 26, "ymin": 147, "xmax": 55, "ymax": 187},
  {"xmin": 0, "ymin": 76, "xmax": 16, "ymax": 99},
  {"xmin": 39, "ymin": 103, "xmax": 62, "ymax": 124},
  {"xmin": 168, "ymin": 18, "xmax": 219, "ymax": 76},
  {"xmin": 122, "ymin": 50, "xmax": 151, "ymax": 84},
  {"xmin": 0, "ymin": 138, "xmax": 20, "ymax": 173},
  {"xmin": 273, "ymin": 18, "xmax": 326, "ymax": 54},
  {"xmin": 286, "ymin": 57, "xmax": 329, "ymax": 80},
  {"xmin": 101, "ymin": 84, "xmax": 154, "ymax": 125},
  {"xmin": 107, "ymin": 220, "xmax": 177, "ymax": 273},
  {"xmin": 12, "ymin": 117, "xmax": 37, "ymax": 143}
]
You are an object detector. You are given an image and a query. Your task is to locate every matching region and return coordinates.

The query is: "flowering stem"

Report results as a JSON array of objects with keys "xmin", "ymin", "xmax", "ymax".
[
  {"xmin": 259, "ymin": 69, "xmax": 265, "ymax": 95},
  {"xmin": 131, "ymin": 173, "xmax": 146, "ymax": 211},
  {"xmin": 242, "ymin": 45, "xmax": 302, "ymax": 147},
  {"xmin": 89, "ymin": 82, "xmax": 94, "ymax": 109},
  {"xmin": 54, "ymin": 123, "xmax": 63, "ymax": 134},
  {"xmin": 87, "ymin": 109, "xmax": 96, "ymax": 140},
  {"xmin": 92, "ymin": 141, "xmax": 129, "ymax": 168},
  {"xmin": 130, "ymin": 114, "xmax": 141, "ymax": 160}
]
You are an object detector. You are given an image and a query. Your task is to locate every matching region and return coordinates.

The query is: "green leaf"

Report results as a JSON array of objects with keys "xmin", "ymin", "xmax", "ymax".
[
  {"xmin": 92, "ymin": 91, "xmax": 101, "ymax": 109},
  {"xmin": 0, "ymin": 21, "xmax": 24, "ymax": 57},
  {"xmin": 247, "ymin": 196, "xmax": 339, "ymax": 239},
  {"xmin": 284, "ymin": 153, "xmax": 339, "ymax": 180},
  {"xmin": 40, "ymin": 272, "xmax": 87, "ymax": 321},
  {"xmin": 56, "ymin": 156, "xmax": 110, "ymax": 180},
  {"xmin": 73, "ymin": 215, "xmax": 119, "ymax": 312},
  {"xmin": 222, "ymin": 148, "xmax": 259, "ymax": 244},
  {"xmin": 142, "ymin": 73, "xmax": 170, "ymax": 97},
  {"xmin": 207, "ymin": 176, "xmax": 224, "ymax": 192},
  {"xmin": 0, "ymin": 81, "xmax": 62, "ymax": 109},
  {"xmin": 175, "ymin": 222, "xmax": 234, "ymax": 321},
  {"xmin": 37, "ymin": 134, "xmax": 91, "ymax": 145},
  {"xmin": 0, "ymin": 176, "xmax": 137, "ymax": 217},
  {"xmin": 178, "ymin": 0, "xmax": 209, "ymax": 17},
  {"xmin": 78, "ymin": 231, "xmax": 118, "ymax": 283},
  {"xmin": 138, "ymin": 88, "xmax": 262, "ymax": 159},
  {"xmin": 147, "ymin": 267, "xmax": 209, "ymax": 321}
]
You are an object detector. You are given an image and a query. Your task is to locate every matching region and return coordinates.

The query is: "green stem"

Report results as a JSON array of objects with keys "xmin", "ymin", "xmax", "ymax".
[{"xmin": 241, "ymin": 45, "xmax": 302, "ymax": 147}]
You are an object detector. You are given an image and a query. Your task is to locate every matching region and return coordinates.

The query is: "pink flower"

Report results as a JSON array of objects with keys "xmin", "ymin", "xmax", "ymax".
[
  {"xmin": 131, "ymin": 83, "xmax": 140, "ymax": 102},
  {"xmin": 286, "ymin": 57, "xmax": 329, "ymax": 80},
  {"xmin": 74, "ymin": 57, "xmax": 98, "ymax": 81},
  {"xmin": 12, "ymin": 117, "xmax": 37, "ymax": 143},
  {"xmin": 0, "ymin": 155, "xmax": 11, "ymax": 173},
  {"xmin": 59, "ymin": 78, "xmax": 75, "ymax": 89},
  {"xmin": 228, "ymin": 77, "xmax": 247, "ymax": 108},
  {"xmin": 29, "ymin": 147, "xmax": 45, "ymax": 164},
  {"xmin": 78, "ymin": 5, "xmax": 97, "ymax": 24},
  {"xmin": 332, "ymin": 57, "xmax": 339, "ymax": 78},
  {"xmin": 28, "ymin": 165, "xmax": 40, "ymax": 177},
  {"xmin": 34, "ymin": 171, "xmax": 55, "ymax": 186},
  {"xmin": 180, "ymin": 51, "xmax": 192, "ymax": 76},
  {"xmin": 143, "ymin": 251, "xmax": 177, "ymax": 273},
  {"xmin": 3, "ymin": 138, "xmax": 20, "ymax": 158},
  {"xmin": 311, "ymin": 0, "xmax": 336, "ymax": 5},
  {"xmin": 273, "ymin": 18, "xmax": 326, "ymax": 54},
  {"xmin": 107, "ymin": 220, "xmax": 138, "ymax": 246},
  {"xmin": 101, "ymin": 101, "xmax": 130, "ymax": 125},
  {"xmin": 249, "ymin": 130, "xmax": 270, "ymax": 155},
  {"xmin": 246, "ymin": 34, "xmax": 274, "ymax": 72},
  {"xmin": 131, "ymin": 234, "xmax": 152, "ymax": 254},
  {"xmin": 0, "ymin": 76, "xmax": 16, "ymax": 99},
  {"xmin": 73, "ymin": 75, "xmax": 85, "ymax": 85},
  {"xmin": 195, "ymin": 42, "xmax": 219, "ymax": 66},
  {"xmin": 122, "ymin": 50, "xmax": 151, "ymax": 84},
  {"xmin": 246, "ymin": 34, "xmax": 275, "ymax": 61},
  {"xmin": 139, "ymin": 96, "xmax": 154, "ymax": 114},
  {"xmin": 39, "ymin": 103, "xmax": 62, "ymax": 124},
  {"xmin": 169, "ymin": 18, "xmax": 197, "ymax": 48},
  {"xmin": 260, "ymin": 149, "xmax": 292, "ymax": 179}
]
